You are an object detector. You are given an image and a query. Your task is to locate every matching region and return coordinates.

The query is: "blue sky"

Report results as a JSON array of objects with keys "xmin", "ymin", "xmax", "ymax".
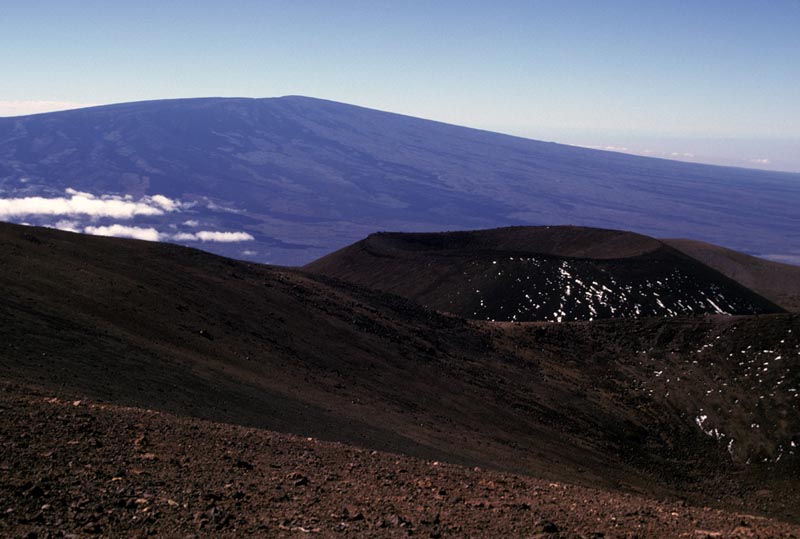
[{"xmin": 2, "ymin": 0, "xmax": 799, "ymax": 171}]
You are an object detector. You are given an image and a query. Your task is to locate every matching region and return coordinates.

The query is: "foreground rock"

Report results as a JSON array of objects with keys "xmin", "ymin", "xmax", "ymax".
[{"xmin": 2, "ymin": 384, "xmax": 798, "ymax": 538}]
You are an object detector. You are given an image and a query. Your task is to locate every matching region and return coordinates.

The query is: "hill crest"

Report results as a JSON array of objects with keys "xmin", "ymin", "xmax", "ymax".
[
  {"xmin": 2, "ymin": 96, "xmax": 799, "ymax": 265},
  {"xmin": 306, "ymin": 226, "xmax": 784, "ymax": 322},
  {"xmin": 355, "ymin": 226, "xmax": 664, "ymax": 259}
]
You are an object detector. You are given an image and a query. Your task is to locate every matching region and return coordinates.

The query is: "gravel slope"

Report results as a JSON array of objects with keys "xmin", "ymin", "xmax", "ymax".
[{"xmin": 3, "ymin": 383, "xmax": 799, "ymax": 539}]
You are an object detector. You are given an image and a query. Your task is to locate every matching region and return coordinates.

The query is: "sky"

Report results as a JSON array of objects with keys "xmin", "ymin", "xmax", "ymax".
[{"xmin": 2, "ymin": 0, "xmax": 799, "ymax": 171}]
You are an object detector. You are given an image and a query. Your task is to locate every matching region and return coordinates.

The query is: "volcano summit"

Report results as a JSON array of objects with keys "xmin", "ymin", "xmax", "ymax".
[
  {"xmin": 306, "ymin": 226, "xmax": 785, "ymax": 322},
  {"xmin": 2, "ymin": 97, "xmax": 799, "ymax": 265}
]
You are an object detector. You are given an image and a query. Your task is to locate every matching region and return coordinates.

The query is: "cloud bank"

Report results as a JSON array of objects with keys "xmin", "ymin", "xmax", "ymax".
[
  {"xmin": 80, "ymin": 224, "xmax": 254, "ymax": 243},
  {"xmin": 3, "ymin": 188, "xmax": 255, "ymax": 244},
  {"xmin": 84, "ymin": 224, "xmax": 161, "ymax": 241},
  {"xmin": 0, "ymin": 189, "xmax": 182, "ymax": 219},
  {"xmin": 172, "ymin": 231, "xmax": 255, "ymax": 242}
]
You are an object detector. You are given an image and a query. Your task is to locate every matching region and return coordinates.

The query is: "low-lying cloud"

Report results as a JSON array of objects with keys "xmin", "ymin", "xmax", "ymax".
[
  {"xmin": 3, "ymin": 188, "xmax": 254, "ymax": 244},
  {"xmin": 0, "ymin": 189, "xmax": 183, "ymax": 219},
  {"xmin": 80, "ymin": 224, "xmax": 254, "ymax": 243},
  {"xmin": 172, "ymin": 231, "xmax": 255, "ymax": 242},
  {"xmin": 54, "ymin": 219, "xmax": 80, "ymax": 232},
  {"xmin": 84, "ymin": 224, "xmax": 161, "ymax": 241}
]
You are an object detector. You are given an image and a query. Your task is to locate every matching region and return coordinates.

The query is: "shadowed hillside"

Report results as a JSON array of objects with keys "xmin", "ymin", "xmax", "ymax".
[
  {"xmin": 666, "ymin": 238, "xmax": 800, "ymax": 312},
  {"xmin": 306, "ymin": 226, "xmax": 784, "ymax": 321},
  {"xmin": 1, "ymin": 222, "xmax": 799, "ymax": 523}
]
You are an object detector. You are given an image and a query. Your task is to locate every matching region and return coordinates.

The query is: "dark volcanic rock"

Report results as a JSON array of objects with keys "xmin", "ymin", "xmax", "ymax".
[
  {"xmin": 1, "ymin": 222, "xmax": 799, "ymax": 530},
  {"xmin": 305, "ymin": 226, "xmax": 785, "ymax": 321},
  {"xmin": 666, "ymin": 238, "xmax": 800, "ymax": 312},
  {"xmin": 2, "ymin": 387, "xmax": 800, "ymax": 538}
]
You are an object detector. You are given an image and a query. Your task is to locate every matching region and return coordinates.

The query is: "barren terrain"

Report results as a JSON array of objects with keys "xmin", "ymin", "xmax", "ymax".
[
  {"xmin": 1, "ymin": 222, "xmax": 799, "ymax": 537},
  {"xmin": 665, "ymin": 238, "xmax": 800, "ymax": 312},
  {"xmin": 305, "ymin": 227, "xmax": 784, "ymax": 321},
  {"xmin": 3, "ymin": 384, "xmax": 799, "ymax": 539}
]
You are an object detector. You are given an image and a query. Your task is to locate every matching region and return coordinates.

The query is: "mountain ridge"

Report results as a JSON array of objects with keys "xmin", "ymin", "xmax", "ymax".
[
  {"xmin": 3, "ymin": 95, "xmax": 799, "ymax": 176},
  {"xmin": 2, "ymin": 96, "xmax": 799, "ymax": 265},
  {"xmin": 305, "ymin": 226, "xmax": 785, "ymax": 322}
]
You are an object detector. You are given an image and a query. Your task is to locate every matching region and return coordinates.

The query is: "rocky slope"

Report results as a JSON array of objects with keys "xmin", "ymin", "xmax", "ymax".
[
  {"xmin": 666, "ymin": 238, "xmax": 800, "ymax": 312},
  {"xmin": 3, "ymin": 384, "xmax": 799, "ymax": 538},
  {"xmin": 1, "ymin": 222, "xmax": 799, "ymax": 531},
  {"xmin": 305, "ymin": 226, "xmax": 784, "ymax": 321}
]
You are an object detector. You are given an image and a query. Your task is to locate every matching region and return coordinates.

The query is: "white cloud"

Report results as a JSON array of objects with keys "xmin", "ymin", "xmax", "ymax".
[
  {"xmin": 0, "ymin": 189, "xmax": 183, "ymax": 219},
  {"xmin": 171, "ymin": 232, "xmax": 198, "ymax": 241},
  {"xmin": 0, "ymin": 100, "xmax": 99, "ymax": 117},
  {"xmin": 54, "ymin": 219, "xmax": 80, "ymax": 232},
  {"xmin": 1, "ymin": 189, "xmax": 254, "ymax": 244},
  {"xmin": 64, "ymin": 188, "xmax": 94, "ymax": 197},
  {"xmin": 242, "ymin": 250, "xmax": 258, "ymax": 256},
  {"xmin": 206, "ymin": 200, "xmax": 243, "ymax": 213},
  {"xmin": 150, "ymin": 194, "xmax": 181, "ymax": 212},
  {"xmin": 172, "ymin": 230, "xmax": 255, "ymax": 242},
  {"xmin": 52, "ymin": 223, "xmax": 254, "ymax": 243},
  {"xmin": 196, "ymin": 231, "xmax": 254, "ymax": 242},
  {"xmin": 749, "ymin": 158, "xmax": 771, "ymax": 165},
  {"xmin": 84, "ymin": 224, "xmax": 161, "ymax": 242}
]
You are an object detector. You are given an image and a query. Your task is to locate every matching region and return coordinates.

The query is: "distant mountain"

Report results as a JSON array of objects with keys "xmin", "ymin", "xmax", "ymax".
[
  {"xmin": 1, "ymin": 97, "xmax": 799, "ymax": 265},
  {"xmin": 2, "ymin": 222, "xmax": 800, "ymax": 520},
  {"xmin": 305, "ymin": 226, "xmax": 784, "ymax": 321}
]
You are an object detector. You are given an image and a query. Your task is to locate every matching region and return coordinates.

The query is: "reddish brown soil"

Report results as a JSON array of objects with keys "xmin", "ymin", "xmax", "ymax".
[{"xmin": 3, "ymin": 383, "xmax": 798, "ymax": 539}]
